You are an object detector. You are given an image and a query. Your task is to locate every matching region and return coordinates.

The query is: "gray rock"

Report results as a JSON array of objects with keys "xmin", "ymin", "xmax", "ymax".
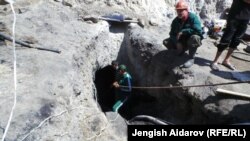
[
  {"xmin": 105, "ymin": 112, "xmax": 127, "ymax": 138},
  {"xmin": 0, "ymin": 1, "xmax": 248, "ymax": 141},
  {"xmin": 62, "ymin": 0, "xmax": 73, "ymax": 7}
]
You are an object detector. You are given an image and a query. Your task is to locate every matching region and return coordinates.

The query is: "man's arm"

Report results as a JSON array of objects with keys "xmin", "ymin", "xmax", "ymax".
[
  {"xmin": 120, "ymin": 74, "xmax": 132, "ymax": 92},
  {"xmin": 181, "ymin": 14, "xmax": 202, "ymax": 36},
  {"xmin": 169, "ymin": 19, "xmax": 178, "ymax": 42}
]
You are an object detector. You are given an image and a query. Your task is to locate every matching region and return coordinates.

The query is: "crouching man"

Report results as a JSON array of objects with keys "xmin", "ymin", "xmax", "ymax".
[{"xmin": 163, "ymin": 0, "xmax": 203, "ymax": 68}]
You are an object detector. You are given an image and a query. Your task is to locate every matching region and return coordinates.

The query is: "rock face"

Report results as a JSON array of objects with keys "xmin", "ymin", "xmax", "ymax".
[
  {"xmin": 0, "ymin": 0, "xmax": 249, "ymax": 141},
  {"xmin": 0, "ymin": 1, "xmax": 124, "ymax": 141}
]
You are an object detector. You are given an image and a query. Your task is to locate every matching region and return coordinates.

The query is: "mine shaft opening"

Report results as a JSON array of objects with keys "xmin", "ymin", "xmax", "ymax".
[
  {"xmin": 94, "ymin": 66, "xmax": 159, "ymax": 119},
  {"xmin": 92, "ymin": 21, "xmax": 160, "ymax": 122},
  {"xmin": 94, "ymin": 64, "xmax": 197, "ymax": 125},
  {"xmin": 93, "ymin": 21, "xmax": 195, "ymax": 124}
]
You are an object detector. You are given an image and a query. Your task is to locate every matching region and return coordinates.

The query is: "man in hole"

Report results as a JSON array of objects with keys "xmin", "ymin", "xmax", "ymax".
[{"xmin": 112, "ymin": 65, "xmax": 132, "ymax": 112}]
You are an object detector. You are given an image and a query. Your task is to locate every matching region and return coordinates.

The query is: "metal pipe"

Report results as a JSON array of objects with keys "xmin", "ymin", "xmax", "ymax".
[{"xmin": 0, "ymin": 32, "xmax": 61, "ymax": 54}]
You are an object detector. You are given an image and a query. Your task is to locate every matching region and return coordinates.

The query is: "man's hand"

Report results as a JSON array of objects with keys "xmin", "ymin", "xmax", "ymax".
[
  {"xmin": 112, "ymin": 82, "xmax": 120, "ymax": 88},
  {"xmin": 177, "ymin": 32, "xmax": 183, "ymax": 40}
]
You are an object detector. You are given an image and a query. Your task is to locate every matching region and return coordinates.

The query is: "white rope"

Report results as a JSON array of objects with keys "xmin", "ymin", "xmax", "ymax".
[
  {"xmin": 86, "ymin": 112, "xmax": 120, "ymax": 140},
  {"xmin": 20, "ymin": 110, "xmax": 69, "ymax": 141},
  {"xmin": 1, "ymin": 1, "xmax": 17, "ymax": 141},
  {"xmin": 20, "ymin": 106, "xmax": 92, "ymax": 141}
]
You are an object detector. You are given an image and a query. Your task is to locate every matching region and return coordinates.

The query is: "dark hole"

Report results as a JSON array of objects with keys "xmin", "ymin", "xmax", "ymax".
[
  {"xmin": 94, "ymin": 64, "xmax": 157, "ymax": 119},
  {"xmin": 108, "ymin": 22, "xmax": 128, "ymax": 33},
  {"xmin": 118, "ymin": 90, "xmax": 158, "ymax": 120},
  {"xmin": 94, "ymin": 65, "xmax": 117, "ymax": 112}
]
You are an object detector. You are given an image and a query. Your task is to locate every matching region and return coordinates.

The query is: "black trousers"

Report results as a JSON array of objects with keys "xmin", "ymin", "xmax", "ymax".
[{"xmin": 217, "ymin": 19, "xmax": 248, "ymax": 52}]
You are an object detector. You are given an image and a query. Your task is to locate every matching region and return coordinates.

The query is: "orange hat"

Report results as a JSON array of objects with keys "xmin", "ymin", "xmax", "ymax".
[{"xmin": 176, "ymin": 0, "xmax": 188, "ymax": 10}]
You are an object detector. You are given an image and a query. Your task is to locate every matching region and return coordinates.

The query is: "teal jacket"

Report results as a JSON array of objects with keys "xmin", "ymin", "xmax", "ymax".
[
  {"xmin": 119, "ymin": 72, "xmax": 132, "ymax": 92},
  {"xmin": 169, "ymin": 12, "xmax": 203, "ymax": 43}
]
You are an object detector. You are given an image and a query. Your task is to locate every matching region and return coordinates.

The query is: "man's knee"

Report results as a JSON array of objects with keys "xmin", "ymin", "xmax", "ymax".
[
  {"xmin": 216, "ymin": 42, "xmax": 228, "ymax": 52},
  {"xmin": 163, "ymin": 38, "xmax": 175, "ymax": 49},
  {"xmin": 229, "ymin": 34, "xmax": 245, "ymax": 49},
  {"xmin": 229, "ymin": 41, "xmax": 239, "ymax": 50},
  {"xmin": 187, "ymin": 35, "xmax": 202, "ymax": 48}
]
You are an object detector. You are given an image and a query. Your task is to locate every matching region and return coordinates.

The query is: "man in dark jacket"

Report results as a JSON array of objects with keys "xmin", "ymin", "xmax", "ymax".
[
  {"xmin": 163, "ymin": 0, "xmax": 203, "ymax": 68},
  {"xmin": 211, "ymin": 0, "xmax": 250, "ymax": 71},
  {"xmin": 94, "ymin": 60, "xmax": 119, "ymax": 111}
]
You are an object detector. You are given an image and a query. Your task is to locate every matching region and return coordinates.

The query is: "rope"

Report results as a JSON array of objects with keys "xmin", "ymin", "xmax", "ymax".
[
  {"xmin": 1, "ymin": 2, "xmax": 17, "ymax": 141},
  {"xmin": 20, "ymin": 106, "xmax": 92, "ymax": 141},
  {"xmin": 119, "ymin": 80, "xmax": 250, "ymax": 89},
  {"xmin": 86, "ymin": 113, "xmax": 120, "ymax": 140}
]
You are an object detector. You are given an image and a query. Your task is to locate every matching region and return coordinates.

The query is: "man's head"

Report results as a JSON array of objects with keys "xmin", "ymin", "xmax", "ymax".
[
  {"xmin": 111, "ymin": 60, "xmax": 119, "ymax": 70},
  {"xmin": 118, "ymin": 64, "xmax": 127, "ymax": 74},
  {"xmin": 175, "ymin": 0, "xmax": 189, "ymax": 20}
]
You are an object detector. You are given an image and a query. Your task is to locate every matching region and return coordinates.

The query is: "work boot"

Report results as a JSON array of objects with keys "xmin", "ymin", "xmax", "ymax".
[{"xmin": 182, "ymin": 46, "xmax": 198, "ymax": 68}]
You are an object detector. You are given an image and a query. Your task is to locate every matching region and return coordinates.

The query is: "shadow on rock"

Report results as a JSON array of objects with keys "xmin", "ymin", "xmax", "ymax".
[
  {"xmin": 210, "ymin": 70, "xmax": 233, "ymax": 80},
  {"xmin": 36, "ymin": 102, "xmax": 55, "ymax": 120},
  {"xmin": 211, "ymin": 70, "xmax": 250, "ymax": 80},
  {"xmin": 202, "ymin": 94, "xmax": 250, "ymax": 124},
  {"xmin": 118, "ymin": 89, "xmax": 158, "ymax": 120},
  {"xmin": 151, "ymin": 50, "xmax": 190, "ymax": 69},
  {"xmin": 195, "ymin": 57, "xmax": 212, "ymax": 67},
  {"xmin": 229, "ymin": 103, "xmax": 250, "ymax": 124},
  {"xmin": 146, "ymin": 50, "xmax": 191, "ymax": 85}
]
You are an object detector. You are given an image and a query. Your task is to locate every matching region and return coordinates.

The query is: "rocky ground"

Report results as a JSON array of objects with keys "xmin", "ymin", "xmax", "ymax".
[{"xmin": 0, "ymin": 0, "xmax": 250, "ymax": 141}]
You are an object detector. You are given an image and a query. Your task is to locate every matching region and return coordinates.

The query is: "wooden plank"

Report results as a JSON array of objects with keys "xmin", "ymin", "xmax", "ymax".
[{"xmin": 216, "ymin": 88, "xmax": 250, "ymax": 99}]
